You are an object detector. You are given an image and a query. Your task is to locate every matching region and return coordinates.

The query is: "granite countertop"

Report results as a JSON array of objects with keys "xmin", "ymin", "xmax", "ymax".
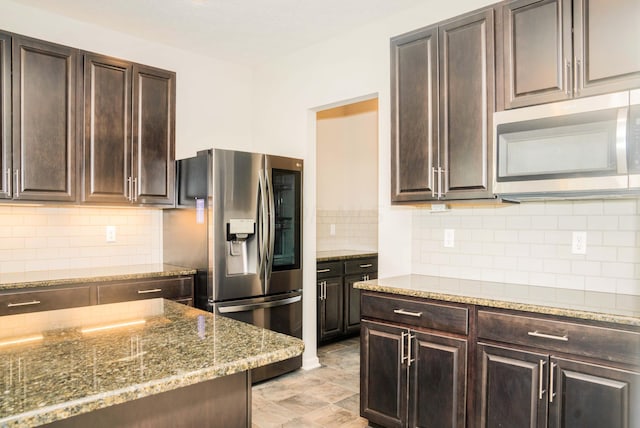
[
  {"xmin": 0, "ymin": 264, "xmax": 197, "ymax": 291},
  {"xmin": 0, "ymin": 299, "xmax": 304, "ymax": 427},
  {"xmin": 317, "ymin": 250, "xmax": 378, "ymax": 262},
  {"xmin": 355, "ymin": 275, "xmax": 640, "ymax": 327}
]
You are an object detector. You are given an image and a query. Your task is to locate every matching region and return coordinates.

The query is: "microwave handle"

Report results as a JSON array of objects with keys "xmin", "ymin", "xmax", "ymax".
[{"xmin": 616, "ymin": 107, "xmax": 628, "ymax": 174}]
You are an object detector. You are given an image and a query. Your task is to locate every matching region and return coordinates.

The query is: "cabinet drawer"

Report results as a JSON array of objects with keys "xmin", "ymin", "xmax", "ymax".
[
  {"xmin": 478, "ymin": 310, "xmax": 640, "ymax": 366},
  {"xmin": 345, "ymin": 257, "xmax": 377, "ymax": 274},
  {"xmin": 97, "ymin": 276, "xmax": 193, "ymax": 304},
  {"xmin": 0, "ymin": 286, "xmax": 92, "ymax": 315},
  {"xmin": 317, "ymin": 261, "xmax": 343, "ymax": 279},
  {"xmin": 361, "ymin": 292, "xmax": 468, "ymax": 335}
]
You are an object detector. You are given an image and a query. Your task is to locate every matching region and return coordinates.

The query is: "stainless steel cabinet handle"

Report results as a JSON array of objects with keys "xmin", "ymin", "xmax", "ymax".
[
  {"xmin": 538, "ymin": 360, "xmax": 546, "ymax": 400},
  {"xmin": 322, "ymin": 281, "xmax": 327, "ymax": 300},
  {"xmin": 400, "ymin": 331, "xmax": 409, "ymax": 365},
  {"xmin": 394, "ymin": 309, "xmax": 423, "ymax": 318},
  {"xmin": 359, "ymin": 264, "xmax": 373, "ymax": 268},
  {"xmin": 127, "ymin": 176, "xmax": 132, "ymax": 201},
  {"xmin": 14, "ymin": 169, "xmax": 19, "ymax": 198},
  {"xmin": 132, "ymin": 177, "xmax": 138, "ymax": 202},
  {"xmin": 5, "ymin": 168, "xmax": 10, "ymax": 195},
  {"xmin": 317, "ymin": 268, "xmax": 331, "ymax": 273},
  {"xmin": 564, "ymin": 60, "xmax": 571, "ymax": 95},
  {"xmin": 574, "ymin": 58, "xmax": 580, "ymax": 95},
  {"xmin": 527, "ymin": 331, "xmax": 568, "ymax": 342},
  {"xmin": 8, "ymin": 300, "xmax": 41, "ymax": 307},
  {"xmin": 407, "ymin": 333, "xmax": 415, "ymax": 367},
  {"xmin": 549, "ymin": 362, "xmax": 557, "ymax": 403},
  {"xmin": 437, "ymin": 167, "xmax": 445, "ymax": 198},
  {"xmin": 137, "ymin": 288, "xmax": 162, "ymax": 294},
  {"xmin": 431, "ymin": 166, "xmax": 436, "ymax": 198}
]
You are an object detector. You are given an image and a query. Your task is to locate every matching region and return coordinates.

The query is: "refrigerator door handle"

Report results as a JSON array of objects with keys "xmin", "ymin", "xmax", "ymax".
[
  {"xmin": 265, "ymin": 166, "xmax": 276, "ymax": 285},
  {"xmin": 217, "ymin": 295, "xmax": 302, "ymax": 313},
  {"xmin": 258, "ymin": 170, "xmax": 268, "ymax": 286}
]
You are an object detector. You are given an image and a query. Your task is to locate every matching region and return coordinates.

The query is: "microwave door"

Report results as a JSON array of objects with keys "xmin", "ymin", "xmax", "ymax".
[{"xmin": 493, "ymin": 92, "xmax": 630, "ymax": 197}]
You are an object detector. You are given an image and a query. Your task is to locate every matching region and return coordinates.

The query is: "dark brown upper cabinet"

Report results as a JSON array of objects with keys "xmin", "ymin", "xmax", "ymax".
[
  {"xmin": 11, "ymin": 36, "xmax": 78, "ymax": 202},
  {"xmin": 391, "ymin": 8, "xmax": 495, "ymax": 203},
  {"xmin": 0, "ymin": 32, "xmax": 10, "ymax": 199},
  {"xmin": 82, "ymin": 54, "xmax": 132, "ymax": 204},
  {"xmin": 499, "ymin": 0, "xmax": 640, "ymax": 110},
  {"xmin": 83, "ymin": 57, "xmax": 175, "ymax": 206},
  {"xmin": 131, "ymin": 64, "xmax": 175, "ymax": 205}
]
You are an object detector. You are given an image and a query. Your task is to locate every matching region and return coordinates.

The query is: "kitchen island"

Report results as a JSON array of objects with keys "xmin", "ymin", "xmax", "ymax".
[{"xmin": 0, "ymin": 298, "xmax": 304, "ymax": 427}]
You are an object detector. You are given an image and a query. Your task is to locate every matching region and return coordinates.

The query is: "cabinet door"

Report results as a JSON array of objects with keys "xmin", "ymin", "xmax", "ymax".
[
  {"xmin": 344, "ymin": 271, "xmax": 377, "ymax": 335},
  {"xmin": 132, "ymin": 64, "xmax": 175, "ymax": 205},
  {"xmin": 439, "ymin": 8, "xmax": 495, "ymax": 200},
  {"xmin": 548, "ymin": 356, "xmax": 640, "ymax": 428},
  {"xmin": 12, "ymin": 37, "xmax": 77, "ymax": 201},
  {"xmin": 0, "ymin": 32, "xmax": 10, "ymax": 199},
  {"xmin": 83, "ymin": 54, "xmax": 132, "ymax": 203},
  {"xmin": 360, "ymin": 320, "xmax": 407, "ymax": 428},
  {"xmin": 477, "ymin": 343, "xmax": 548, "ymax": 428},
  {"xmin": 317, "ymin": 277, "xmax": 343, "ymax": 343},
  {"xmin": 410, "ymin": 331, "xmax": 467, "ymax": 428},
  {"xmin": 573, "ymin": 0, "xmax": 640, "ymax": 97},
  {"xmin": 390, "ymin": 26, "xmax": 438, "ymax": 203},
  {"xmin": 500, "ymin": 0, "xmax": 572, "ymax": 109}
]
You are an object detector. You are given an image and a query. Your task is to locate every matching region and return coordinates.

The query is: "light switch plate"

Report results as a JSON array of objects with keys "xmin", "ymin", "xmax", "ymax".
[
  {"xmin": 444, "ymin": 229, "xmax": 455, "ymax": 248},
  {"xmin": 106, "ymin": 226, "xmax": 116, "ymax": 242},
  {"xmin": 572, "ymin": 231, "xmax": 587, "ymax": 254}
]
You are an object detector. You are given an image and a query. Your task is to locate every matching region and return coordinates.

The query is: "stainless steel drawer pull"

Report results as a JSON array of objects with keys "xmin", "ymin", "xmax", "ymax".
[
  {"xmin": 394, "ymin": 309, "xmax": 422, "ymax": 318},
  {"xmin": 359, "ymin": 263, "xmax": 373, "ymax": 268},
  {"xmin": 317, "ymin": 268, "xmax": 331, "ymax": 273},
  {"xmin": 527, "ymin": 331, "xmax": 568, "ymax": 342},
  {"xmin": 8, "ymin": 300, "xmax": 41, "ymax": 307},
  {"xmin": 137, "ymin": 288, "xmax": 163, "ymax": 294}
]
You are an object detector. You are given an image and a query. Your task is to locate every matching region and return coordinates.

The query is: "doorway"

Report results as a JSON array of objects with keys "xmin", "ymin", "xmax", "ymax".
[{"xmin": 315, "ymin": 98, "xmax": 379, "ymax": 254}]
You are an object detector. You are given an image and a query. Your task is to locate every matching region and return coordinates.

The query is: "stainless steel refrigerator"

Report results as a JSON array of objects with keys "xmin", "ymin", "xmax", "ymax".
[{"xmin": 163, "ymin": 149, "xmax": 303, "ymax": 382}]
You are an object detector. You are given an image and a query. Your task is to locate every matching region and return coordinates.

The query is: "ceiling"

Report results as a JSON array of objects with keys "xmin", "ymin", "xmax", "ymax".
[{"xmin": 12, "ymin": 0, "xmax": 424, "ymax": 66}]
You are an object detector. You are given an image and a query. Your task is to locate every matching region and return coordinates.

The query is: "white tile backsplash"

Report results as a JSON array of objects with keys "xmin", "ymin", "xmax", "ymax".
[
  {"xmin": 412, "ymin": 199, "xmax": 640, "ymax": 295},
  {"xmin": 0, "ymin": 206, "xmax": 162, "ymax": 273},
  {"xmin": 316, "ymin": 209, "xmax": 378, "ymax": 252}
]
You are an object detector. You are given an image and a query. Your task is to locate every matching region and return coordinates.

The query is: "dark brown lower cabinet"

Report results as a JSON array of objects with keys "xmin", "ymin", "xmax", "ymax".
[
  {"xmin": 317, "ymin": 276, "xmax": 344, "ymax": 343},
  {"xmin": 317, "ymin": 256, "xmax": 377, "ymax": 345},
  {"xmin": 477, "ymin": 344, "xmax": 640, "ymax": 428},
  {"xmin": 361, "ymin": 320, "xmax": 467, "ymax": 428}
]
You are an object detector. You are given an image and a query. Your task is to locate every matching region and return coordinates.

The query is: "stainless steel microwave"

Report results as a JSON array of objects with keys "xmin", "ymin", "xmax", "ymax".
[{"xmin": 493, "ymin": 89, "xmax": 640, "ymax": 199}]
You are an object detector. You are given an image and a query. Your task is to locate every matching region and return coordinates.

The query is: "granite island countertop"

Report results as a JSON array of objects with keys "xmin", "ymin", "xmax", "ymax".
[
  {"xmin": 0, "ymin": 263, "xmax": 197, "ymax": 291},
  {"xmin": 0, "ymin": 299, "xmax": 304, "ymax": 427},
  {"xmin": 317, "ymin": 250, "xmax": 378, "ymax": 262},
  {"xmin": 355, "ymin": 274, "xmax": 640, "ymax": 327}
]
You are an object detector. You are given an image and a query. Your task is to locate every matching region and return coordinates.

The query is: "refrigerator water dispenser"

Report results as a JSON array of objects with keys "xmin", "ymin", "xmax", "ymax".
[{"xmin": 226, "ymin": 219, "xmax": 255, "ymax": 275}]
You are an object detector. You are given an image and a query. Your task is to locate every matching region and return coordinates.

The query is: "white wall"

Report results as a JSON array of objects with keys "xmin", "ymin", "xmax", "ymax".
[{"xmin": 316, "ymin": 107, "xmax": 378, "ymax": 211}]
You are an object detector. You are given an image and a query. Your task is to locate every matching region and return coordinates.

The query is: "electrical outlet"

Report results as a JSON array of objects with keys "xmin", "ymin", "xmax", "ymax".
[
  {"xmin": 106, "ymin": 226, "xmax": 116, "ymax": 242},
  {"xmin": 330, "ymin": 224, "xmax": 336, "ymax": 236},
  {"xmin": 572, "ymin": 231, "xmax": 587, "ymax": 254},
  {"xmin": 444, "ymin": 229, "xmax": 455, "ymax": 248}
]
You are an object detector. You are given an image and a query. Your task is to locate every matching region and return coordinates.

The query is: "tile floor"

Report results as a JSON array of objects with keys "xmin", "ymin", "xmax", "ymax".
[{"xmin": 252, "ymin": 337, "xmax": 368, "ymax": 427}]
